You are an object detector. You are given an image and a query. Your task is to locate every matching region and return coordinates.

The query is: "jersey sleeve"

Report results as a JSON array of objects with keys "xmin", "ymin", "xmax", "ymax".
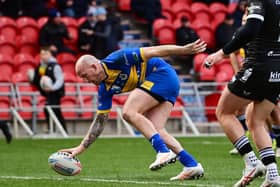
[
  {"xmin": 247, "ymin": 0, "xmax": 265, "ymax": 21},
  {"xmin": 97, "ymin": 84, "xmax": 113, "ymax": 114}
]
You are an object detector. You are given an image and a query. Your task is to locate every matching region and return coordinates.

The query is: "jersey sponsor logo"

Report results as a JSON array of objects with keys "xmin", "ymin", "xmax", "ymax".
[
  {"xmin": 269, "ymin": 71, "xmax": 280, "ymax": 82},
  {"xmin": 240, "ymin": 68, "xmax": 253, "ymax": 83},
  {"xmin": 119, "ymin": 74, "xmax": 128, "ymax": 80},
  {"xmin": 132, "ymin": 52, "xmax": 139, "ymax": 61},
  {"xmin": 267, "ymin": 50, "xmax": 280, "ymax": 57}
]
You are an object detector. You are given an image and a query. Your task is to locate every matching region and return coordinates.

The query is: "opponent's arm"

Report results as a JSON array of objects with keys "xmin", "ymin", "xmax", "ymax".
[{"xmin": 141, "ymin": 39, "xmax": 207, "ymax": 60}]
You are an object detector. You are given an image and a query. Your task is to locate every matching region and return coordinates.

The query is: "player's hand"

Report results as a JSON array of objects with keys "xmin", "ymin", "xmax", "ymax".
[
  {"xmin": 184, "ymin": 39, "xmax": 207, "ymax": 54},
  {"xmin": 59, "ymin": 144, "xmax": 86, "ymax": 158},
  {"xmin": 203, "ymin": 49, "xmax": 225, "ymax": 69}
]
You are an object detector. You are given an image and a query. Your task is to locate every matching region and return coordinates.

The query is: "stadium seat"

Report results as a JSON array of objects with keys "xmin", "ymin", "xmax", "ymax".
[
  {"xmin": 118, "ymin": 0, "xmax": 131, "ymax": 11},
  {"xmin": 57, "ymin": 53, "xmax": 76, "ymax": 64},
  {"xmin": 152, "ymin": 18, "xmax": 173, "ymax": 37},
  {"xmin": 175, "ymin": 0, "xmax": 192, "ymax": 5},
  {"xmin": 64, "ymin": 72, "xmax": 77, "ymax": 83},
  {"xmin": 14, "ymin": 53, "xmax": 36, "ymax": 73},
  {"xmin": 61, "ymin": 96, "xmax": 78, "ymax": 119},
  {"xmin": 64, "ymin": 27, "xmax": 78, "ymax": 51},
  {"xmin": 36, "ymin": 96, "xmax": 46, "ymax": 120},
  {"xmin": 0, "ymin": 97, "xmax": 11, "ymax": 119},
  {"xmin": 162, "ymin": 8, "xmax": 174, "ymax": 22},
  {"xmin": 16, "ymin": 35, "xmax": 39, "ymax": 56},
  {"xmin": 37, "ymin": 16, "xmax": 48, "ymax": 29},
  {"xmin": 0, "ymin": 35, "xmax": 17, "ymax": 57},
  {"xmin": 157, "ymin": 27, "xmax": 175, "ymax": 44},
  {"xmin": 160, "ymin": 0, "xmax": 173, "ymax": 10},
  {"xmin": 193, "ymin": 53, "xmax": 208, "ymax": 73},
  {"xmin": 215, "ymin": 71, "xmax": 229, "ymax": 91},
  {"xmin": 199, "ymin": 65, "xmax": 216, "ymax": 81},
  {"xmin": 196, "ymin": 28, "xmax": 215, "ymax": 49},
  {"xmin": 228, "ymin": 2, "xmax": 238, "ymax": 14},
  {"xmin": 12, "ymin": 72, "xmax": 29, "ymax": 83},
  {"xmin": 204, "ymin": 93, "xmax": 221, "ymax": 122},
  {"xmin": 18, "ymin": 97, "xmax": 33, "ymax": 120},
  {"xmin": 209, "ymin": 2, "xmax": 228, "ymax": 15},
  {"xmin": 16, "ymin": 17, "xmax": 39, "ymax": 39},
  {"xmin": 191, "ymin": 19, "xmax": 212, "ymax": 32},
  {"xmin": 0, "ymin": 54, "xmax": 14, "ymax": 77},
  {"xmin": 77, "ymin": 17, "xmax": 86, "ymax": 26},
  {"xmin": 79, "ymin": 83, "xmax": 98, "ymax": 101},
  {"xmin": 171, "ymin": 3, "xmax": 194, "ymax": 21},
  {"xmin": 191, "ymin": 2, "xmax": 211, "ymax": 22},
  {"xmin": 170, "ymin": 96, "xmax": 184, "ymax": 118},
  {"xmin": 216, "ymin": 63, "xmax": 234, "ymax": 79},
  {"xmin": 61, "ymin": 17, "xmax": 78, "ymax": 29},
  {"xmin": 0, "ymin": 16, "xmax": 17, "ymax": 40},
  {"xmin": 113, "ymin": 95, "xmax": 128, "ymax": 105},
  {"xmin": 80, "ymin": 97, "xmax": 95, "ymax": 119}
]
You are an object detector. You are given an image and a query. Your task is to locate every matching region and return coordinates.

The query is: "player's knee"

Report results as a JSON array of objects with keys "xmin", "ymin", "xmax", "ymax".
[{"xmin": 122, "ymin": 109, "xmax": 135, "ymax": 123}]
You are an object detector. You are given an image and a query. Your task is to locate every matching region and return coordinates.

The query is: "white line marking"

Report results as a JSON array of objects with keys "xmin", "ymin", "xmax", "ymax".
[{"xmin": 0, "ymin": 176, "xmax": 225, "ymax": 187}]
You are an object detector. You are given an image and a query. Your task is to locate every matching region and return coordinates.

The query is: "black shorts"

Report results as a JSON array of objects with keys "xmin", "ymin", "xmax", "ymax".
[{"xmin": 228, "ymin": 60, "xmax": 280, "ymax": 104}]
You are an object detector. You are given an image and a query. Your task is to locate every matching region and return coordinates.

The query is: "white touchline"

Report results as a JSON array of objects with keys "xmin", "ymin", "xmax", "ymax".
[{"xmin": 0, "ymin": 176, "xmax": 225, "ymax": 187}]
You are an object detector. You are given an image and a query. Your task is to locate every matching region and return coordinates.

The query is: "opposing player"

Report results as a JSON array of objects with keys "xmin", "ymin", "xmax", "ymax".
[
  {"xmin": 203, "ymin": 0, "xmax": 280, "ymax": 186},
  {"xmin": 60, "ymin": 39, "xmax": 206, "ymax": 180}
]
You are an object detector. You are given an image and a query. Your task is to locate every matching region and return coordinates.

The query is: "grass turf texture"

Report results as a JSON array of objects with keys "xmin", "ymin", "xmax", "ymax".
[{"xmin": 0, "ymin": 137, "xmax": 272, "ymax": 187}]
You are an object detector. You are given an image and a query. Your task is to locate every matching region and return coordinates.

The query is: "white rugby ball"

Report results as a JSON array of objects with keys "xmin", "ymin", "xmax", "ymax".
[
  {"xmin": 40, "ymin": 75, "xmax": 53, "ymax": 90},
  {"xmin": 48, "ymin": 152, "xmax": 82, "ymax": 176}
]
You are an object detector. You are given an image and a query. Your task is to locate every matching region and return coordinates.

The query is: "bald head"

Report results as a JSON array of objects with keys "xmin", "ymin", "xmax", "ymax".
[{"xmin": 75, "ymin": 55, "xmax": 99, "ymax": 76}]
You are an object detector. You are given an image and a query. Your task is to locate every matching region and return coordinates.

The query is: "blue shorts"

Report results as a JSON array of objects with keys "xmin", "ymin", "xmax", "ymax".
[{"xmin": 138, "ymin": 64, "xmax": 180, "ymax": 105}]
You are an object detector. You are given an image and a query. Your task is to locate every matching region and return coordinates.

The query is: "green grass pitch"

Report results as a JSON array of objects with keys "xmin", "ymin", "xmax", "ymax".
[{"xmin": 0, "ymin": 136, "xmax": 273, "ymax": 187}]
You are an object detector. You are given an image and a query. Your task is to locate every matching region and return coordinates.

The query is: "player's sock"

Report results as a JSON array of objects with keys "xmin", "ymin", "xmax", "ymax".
[
  {"xmin": 259, "ymin": 147, "xmax": 279, "ymax": 180},
  {"xmin": 178, "ymin": 150, "xmax": 198, "ymax": 167},
  {"xmin": 149, "ymin": 133, "xmax": 169, "ymax": 153},
  {"xmin": 272, "ymin": 125, "xmax": 280, "ymax": 148},
  {"xmin": 234, "ymin": 135, "xmax": 257, "ymax": 166}
]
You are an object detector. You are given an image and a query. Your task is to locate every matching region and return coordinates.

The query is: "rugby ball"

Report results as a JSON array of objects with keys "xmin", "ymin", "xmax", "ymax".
[
  {"xmin": 48, "ymin": 152, "xmax": 82, "ymax": 176},
  {"xmin": 40, "ymin": 75, "xmax": 53, "ymax": 90}
]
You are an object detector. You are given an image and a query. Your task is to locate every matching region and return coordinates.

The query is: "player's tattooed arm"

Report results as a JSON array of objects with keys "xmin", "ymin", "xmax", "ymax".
[{"xmin": 81, "ymin": 113, "xmax": 108, "ymax": 149}]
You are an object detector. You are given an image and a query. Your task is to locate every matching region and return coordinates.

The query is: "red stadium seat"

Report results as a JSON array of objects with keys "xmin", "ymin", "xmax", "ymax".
[
  {"xmin": 196, "ymin": 28, "xmax": 215, "ymax": 49},
  {"xmin": 191, "ymin": 19, "xmax": 212, "ymax": 32},
  {"xmin": 193, "ymin": 53, "xmax": 208, "ymax": 72},
  {"xmin": 228, "ymin": 3, "xmax": 238, "ymax": 14},
  {"xmin": 0, "ymin": 54, "xmax": 14, "ymax": 77},
  {"xmin": 209, "ymin": 2, "xmax": 228, "ymax": 15},
  {"xmin": 61, "ymin": 17, "xmax": 78, "ymax": 29},
  {"xmin": 14, "ymin": 53, "xmax": 36, "ymax": 73},
  {"xmin": 204, "ymin": 93, "xmax": 221, "ymax": 122},
  {"xmin": 0, "ymin": 17, "xmax": 17, "ymax": 41},
  {"xmin": 199, "ymin": 65, "xmax": 216, "ymax": 81},
  {"xmin": 175, "ymin": 0, "xmax": 192, "ymax": 5},
  {"xmin": 12, "ymin": 72, "xmax": 29, "ymax": 83},
  {"xmin": 191, "ymin": 2, "xmax": 211, "ymax": 22},
  {"xmin": 64, "ymin": 27, "xmax": 78, "ymax": 51},
  {"xmin": 162, "ymin": 8, "xmax": 174, "ymax": 22},
  {"xmin": 171, "ymin": 3, "xmax": 194, "ymax": 21},
  {"xmin": 0, "ymin": 97, "xmax": 11, "ymax": 119},
  {"xmin": 77, "ymin": 17, "xmax": 86, "ymax": 26},
  {"xmin": 37, "ymin": 17, "xmax": 48, "ymax": 29},
  {"xmin": 61, "ymin": 96, "xmax": 78, "ymax": 119},
  {"xmin": 18, "ymin": 97, "xmax": 33, "ymax": 119},
  {"xmin": 152, "ymin": 18, "xmax": 173, "ymax": 37},
  {"xmin": 118, "ymin": 0, "xmax": 131, "ymax": 11},
  {"xmin": 215, "ymin": 71, "xmax": 229, "ymax": 91},
  {"xmin": 0, "ymin": 35, "xmax": 17, "ymax": 57},
  {"xmin": 80, "ymin": 97, "xmax": 96, "ymax": 119},
  {"xmin": 16, "ymin": 35, "xmax": 39, "ymax": 56},
  {"xmin": 64, "ymin": 72, "xmax": 77, "ymax": 83},
  {"xmin": 216, "ymin": 63, "xmax": 234, "ymax": 79},
  {"xmin": 16, "ymin": 17, "xmax": 39, "ymax": 38},
  {"xmin": 57, "ymin": 53, "xmax": 76, "ymax": 64},
  {"xmin": 170, "ymin": 96, "xmax": 184, "ymax": 118},
  {"xmin": 157, "ymin": 27, "xmax": 175, "ymax": 44},
  {"xmin": 160, "ymin": 0, "xmax": 173, "ymax": 10},
  {"xmin": 37, "ymin": 96, "xmax": 46, "ymax": 119},
  {"xmin": 113, "ymin": 95, "xmax": 128, "ymax": 105}
]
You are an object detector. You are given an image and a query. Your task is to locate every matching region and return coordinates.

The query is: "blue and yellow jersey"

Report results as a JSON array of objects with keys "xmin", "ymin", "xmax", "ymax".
[{"xmin": 97, "ymin": 48, "xmax": 180, "ymax": 113}]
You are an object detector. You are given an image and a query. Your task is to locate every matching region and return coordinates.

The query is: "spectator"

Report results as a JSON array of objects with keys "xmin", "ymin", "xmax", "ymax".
[
  {"xmin": 215, "ymin": 13, "xmax": 236, "ymax": 50},
  {"xmin": 39, "ymin": 8, "xmax": 76, "ymax": 56},
  {"xmin": 92, "ymin": 7, "xmax": 112, "ymax": 59},
  {"xmin": 30, "ymin": 47, "xmax": 67, "ymax": 133},
  {"xmin": 175, "ymin": 16, "xmax": 199, "ymax": 74},
  {"xmin": 78, "ymin": 8, "xmax": 98, "ymax": 53},
  {"xmin": 131, "ymin": 0, "xmax": 165, "ymax": 38},
  {"xmin": 232, "ymin": 0, "xmax": 248, "ymax": 28},
  {"xmin": 0, "ymin": 120, "xmax": 12, "ymax": 143},
  {"xmin": 56, "ymin": 0, "xmax": 75, "ymax": 17}
]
